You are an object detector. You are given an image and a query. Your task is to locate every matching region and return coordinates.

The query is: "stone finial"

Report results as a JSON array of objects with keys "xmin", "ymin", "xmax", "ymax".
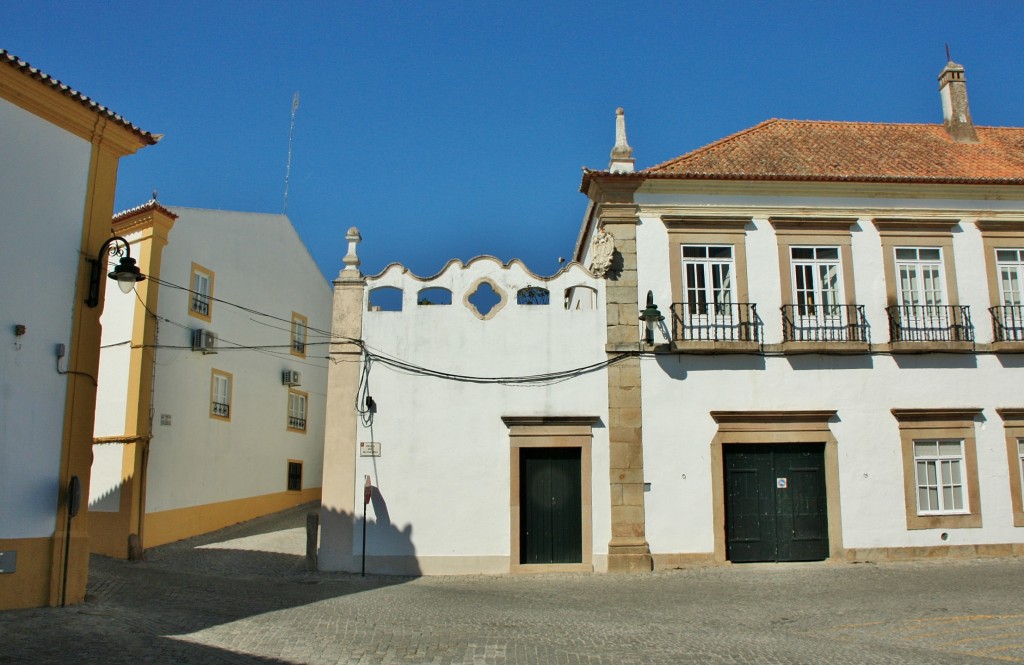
[
  {"xmin": 609, "ymin": 107, "xmax": 635, "ymax": 174},
  {"xmin": 339, "ymin": 226, "xmax": 362, "ymax": 279},
  {"xmin": 938, "ymin": 61, "xmax": 978, "ymax": 143}
]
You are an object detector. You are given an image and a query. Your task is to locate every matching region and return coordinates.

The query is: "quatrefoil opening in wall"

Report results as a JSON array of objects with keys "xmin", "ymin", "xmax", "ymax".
[
  {"xmin": 464, "ymin": 278, "xmax": 507, "ymax": 320},
  {"xmin": 589, "ymin": 230, "xmax": 616, "ymax": 276}
]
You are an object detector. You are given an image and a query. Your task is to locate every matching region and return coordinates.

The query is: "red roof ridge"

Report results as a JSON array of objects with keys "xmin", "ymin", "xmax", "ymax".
[{"xmin": 644, "ymin": 118, "xmax": 782, "ymax": 172}]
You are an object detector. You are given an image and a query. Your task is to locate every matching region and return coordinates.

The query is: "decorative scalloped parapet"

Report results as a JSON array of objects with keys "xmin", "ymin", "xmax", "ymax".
[{"xmin": 365, "ymin": 256, "xmax": 603, "ymax": 319}]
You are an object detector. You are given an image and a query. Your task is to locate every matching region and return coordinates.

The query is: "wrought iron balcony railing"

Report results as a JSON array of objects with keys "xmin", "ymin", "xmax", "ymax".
[
  {"xmin": 991, "ymin": 305, "xmax": 1024, "ymax": 342},
  {"xmin": 288, "ymin": 416, "xmax": 307, "ymax": 430},
  {"xmin": 211, "ymin": 401, "xmax": 230, "ymax": 417},
  {"xmin": 671, "ymin": 302, "xmax": 760, "ymax": 343},
  {"xmin": 886, "ymin": 305, "xmax": 973, "ymax": 343},
  {"xmin": 191, "ymin": 295, "xmax": 210, "ymax": 316},
  {"xmin": 781, "ymin": 304, "xmax": 868, "ymax": 343}
]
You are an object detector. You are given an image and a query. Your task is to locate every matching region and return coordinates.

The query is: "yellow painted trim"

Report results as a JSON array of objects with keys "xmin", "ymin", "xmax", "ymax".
[
  {"xmin": 290, "ymin": 312, "xmax": 308, "ymax": 358},
  {"xmin": 90, "ymin": 207, "xmax": 175, "ymax": 560},
  {"xmin": 0, "ymin": 63, "xmax": 152, "ymax": 156},
  {"xmin": 143, "ymin": 488, "xmax": 321, "ymax": 549},
  {"xmin": 286, "ymin": 389, "xmax": 309, "ymax": 434},
  {"xmin": 0, "ymin": 537, "xmax": 55, "ymax": 609},
  {"xmin": 210, "ymin": 369, "xmax": 233, "ymax": 422},
  {"xmin": 187, "ymin": 262, "xmax": 214, "ymax": 322}
]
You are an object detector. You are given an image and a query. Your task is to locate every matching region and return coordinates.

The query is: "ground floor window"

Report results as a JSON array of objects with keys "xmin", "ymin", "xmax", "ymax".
[
  {"xmin": 287, "ymin": 460, "xmax": 303, "ymax": 491},
  {"xmin": 913, "ymin": 440, "xmax": 967, "ymax": 514},
  {"xmin": 893, "ymin": 408, "xmax": 981, "ymax": 530}
]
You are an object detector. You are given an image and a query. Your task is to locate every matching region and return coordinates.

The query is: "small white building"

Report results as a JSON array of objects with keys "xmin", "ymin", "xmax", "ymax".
[
  {"xmin": 0, "ymin": 50, "xmax": 156, "ymax": 608},
  {"xmin": 90, "ymin": 204, "xmax": 331, "ymax": 556},
  {"xmin": 319, "ymin": 61, "xmax": 1024, "ymax": 574}
]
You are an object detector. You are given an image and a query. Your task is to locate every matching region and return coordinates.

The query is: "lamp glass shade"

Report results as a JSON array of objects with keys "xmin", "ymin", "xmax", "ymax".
[{"xmin": 116, "ymin": 273, "xmax": 138, "ymax": 294}]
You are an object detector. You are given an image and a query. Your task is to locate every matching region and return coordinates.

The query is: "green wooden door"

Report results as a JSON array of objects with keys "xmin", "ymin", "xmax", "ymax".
[
  {"xmin": 724, "ymin": 444, "xmax": 828, "ymax": 563},
  {"xmin": 520, "ymin": 448, "xmax": 582, "ymax": 564}
]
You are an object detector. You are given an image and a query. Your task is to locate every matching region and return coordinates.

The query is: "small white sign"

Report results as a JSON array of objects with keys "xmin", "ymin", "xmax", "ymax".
[
  {"xmin": 776, "ymin": 478, "xmax": 788, "ymax": 489},
  {"xmin": 360, "ymin": 441, "xmax": 381, "ymax": 457}
]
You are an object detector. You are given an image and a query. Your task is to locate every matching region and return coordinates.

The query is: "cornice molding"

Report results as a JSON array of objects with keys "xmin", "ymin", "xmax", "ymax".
[
  {"xmin": 890, "ymin": 408, "xmax": 982, "ymax": 422},
  {"xmin": 872, "ymin": 218, "xmax": 961, "ymax": 235},
  {"xmin": 768, "ymin": 217, "xmax": 857, "ymax": 233},
  {"xmin": 663, "ymin": 215, "xmax": 751, "ymax": 232}
]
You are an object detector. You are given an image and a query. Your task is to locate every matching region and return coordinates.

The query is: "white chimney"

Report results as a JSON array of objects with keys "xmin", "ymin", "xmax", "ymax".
[{"xmin": 938, "ymin": 61, "xmax": 978, "ymax": 143}]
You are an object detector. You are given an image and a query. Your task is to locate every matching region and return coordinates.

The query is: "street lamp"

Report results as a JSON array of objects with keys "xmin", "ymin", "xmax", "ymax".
[
  {"xmin": 639, "ymin": 290, "xmax": 664, "ymax": 345},
  {"xmin": 85, "ymin": 236, "xmax": 145, "ymax": 308}
]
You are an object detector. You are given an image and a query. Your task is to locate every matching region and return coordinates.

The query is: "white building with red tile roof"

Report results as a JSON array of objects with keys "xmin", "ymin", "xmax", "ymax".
[{"xmin": 319, "ymin": 61, "xmax": 1024, "ymax": 575}]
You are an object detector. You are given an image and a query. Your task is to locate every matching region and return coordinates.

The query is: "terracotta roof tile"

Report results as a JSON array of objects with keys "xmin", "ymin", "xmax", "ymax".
[
  {"xmin": 638, "ymin": 119, "xmax": 1024, "ymax": 185},
  {"xmin": 1, "ymin": 49, "xmax": 157, "ymax": 145}
]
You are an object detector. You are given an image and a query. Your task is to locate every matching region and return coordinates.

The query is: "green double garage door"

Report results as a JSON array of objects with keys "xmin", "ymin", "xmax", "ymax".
[{"xmin": 724, "ymin": 444, "xmax": 830, "ymax": 563}]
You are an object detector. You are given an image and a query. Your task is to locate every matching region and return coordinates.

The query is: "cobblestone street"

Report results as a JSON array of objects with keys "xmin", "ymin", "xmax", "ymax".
[{"xmin": 3, "ymin": 505, "xmax": 1023, "ymax": 664}]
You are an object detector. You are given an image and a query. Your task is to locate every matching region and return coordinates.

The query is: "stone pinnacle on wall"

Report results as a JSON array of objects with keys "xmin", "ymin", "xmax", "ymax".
[{"xmin": 609, "ymin": 107, "xmax": 635, "ymax": 174}]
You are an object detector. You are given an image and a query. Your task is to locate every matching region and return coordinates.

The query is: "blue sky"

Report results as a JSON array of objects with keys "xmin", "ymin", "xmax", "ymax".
[{"xmin": 5, "ymin": 2, "xmax": 1024, "ymax": 280}]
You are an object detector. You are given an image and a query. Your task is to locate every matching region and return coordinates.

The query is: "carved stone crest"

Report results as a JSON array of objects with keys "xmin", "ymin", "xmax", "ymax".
[{"xmin": 589, "ymin": 230, "xmax": 615, "ymax": 276}]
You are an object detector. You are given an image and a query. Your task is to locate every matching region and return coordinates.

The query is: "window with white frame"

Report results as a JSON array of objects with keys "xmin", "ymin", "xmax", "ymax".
[
  {"xmin": 287, "ymin": 389, "xmax": 307, "ymax": 432},
  {"xmin": 996, "ymin": 249, "xmax": 1024, "ymax": 307},
  {"xmin": 291, "ymin": 313, "xmax": 307, "ymax": 357},
  {"xmin": 681, "ymin": 245, "xmax": 734, "ymax": 316},
  {"xmin": 895, "ymin": 248, "xmax": 945, "ymax": 311},
  {"xmin": 190, "ymin": 263, "xmax": 214, "ymax": 319},
  {"xmin": 210, "ymin": 369, "xmax": 232, "ymax": 420},
  {"xmin": 791, "ymin": 247, "xmax": 842, "ymax": 317},
  {"xmin": 913, "ymin": 439, "xmax": 967, "ymax": 514}
]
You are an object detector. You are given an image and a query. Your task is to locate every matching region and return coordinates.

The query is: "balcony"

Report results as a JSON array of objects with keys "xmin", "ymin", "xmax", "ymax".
[
  {"xmin": 670, "ymin": 302, "xmax": 761, "ymax": 353},
  {"xmin": 990, "ymin": 305, "xmax": 1024, "ymax": 351},
  {"xmin": 211, "ymin": 401, "xmax": 230, "ymax": 418},
  {"xmin": 288, "ymin": 416, "xmax": 307, "ymax": 431},
  {"xmin": 886, "ymin": 305, "xmax": 974, "ymax": 352},
  {"xmin": 781, "ymin": 304, "xmax": 869, "ymax": 353}
]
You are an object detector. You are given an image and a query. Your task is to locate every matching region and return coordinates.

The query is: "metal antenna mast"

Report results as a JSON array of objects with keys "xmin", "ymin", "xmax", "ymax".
[{"xmin": 283, "ymin": 92, "xmax": 300, "ymax": 215}]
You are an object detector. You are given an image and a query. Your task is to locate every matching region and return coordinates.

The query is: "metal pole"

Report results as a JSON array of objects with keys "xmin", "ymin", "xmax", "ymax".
[{"xmin": 361, "ymin": 496, "xmax": 367, "ymax": 577}]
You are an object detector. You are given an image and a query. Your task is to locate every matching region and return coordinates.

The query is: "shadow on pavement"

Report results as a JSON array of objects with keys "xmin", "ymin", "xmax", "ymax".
[{"xmin": 1, "ymin": 503, "xmax": 418, "ymax": 664}]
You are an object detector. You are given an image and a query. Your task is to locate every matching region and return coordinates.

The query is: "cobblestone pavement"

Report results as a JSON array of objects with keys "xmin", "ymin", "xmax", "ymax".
[{"xmin": 3, "ymin": 505, "xmax": 1024, "ymax": 664}]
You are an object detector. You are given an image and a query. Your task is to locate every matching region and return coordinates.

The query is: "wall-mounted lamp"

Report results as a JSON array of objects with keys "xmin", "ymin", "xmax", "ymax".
[
  {"xmin": 639, "ymin": 290, "xmax": 665, "ymax": 345},
  {"xmin": 85, "ymin": 236, "xmax": 145, "ymax": 308}
]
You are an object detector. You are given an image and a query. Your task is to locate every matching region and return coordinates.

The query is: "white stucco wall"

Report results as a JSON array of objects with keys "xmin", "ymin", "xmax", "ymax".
[
  {"xmin": 130, "ymin": 208, "xmax": 332, "ymax": 514},
  {"xmin": 633, "ymin": 187, "xmax": 1024, "ymax": 556},
  {"xmin": 0, "ymin": 98, "xmax": 91, "ymax": 538},
  {"xmin": 354, "ymin": 258, "xmax": 608, "ymax": 566}
]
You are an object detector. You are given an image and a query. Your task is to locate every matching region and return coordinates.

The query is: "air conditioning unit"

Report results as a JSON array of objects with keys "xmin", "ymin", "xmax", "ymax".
[
  {"xmin": 282, "ymin": 370, "xmax": 301, "ymax": 386},
  {"xmin": 191, "ymin": 329, "xmax": 218, "ymax": 354}
]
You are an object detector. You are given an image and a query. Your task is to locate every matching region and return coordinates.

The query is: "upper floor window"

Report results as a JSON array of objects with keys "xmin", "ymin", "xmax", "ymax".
[
  {"xmin": 189, "ymin": 263, "xmax": 214, "ymax": 321},
  {"xmin": 791, "ymin": 247, "xmax": 841, "ymax": 315},
  {"xmin": 996, "ymin": 249, "xmax": 1024, "ymax": 307},
  {"xmin": 287, "ymin": 389, "xmax": 307, "ymax": 432},
  {"xmin": 895, "ymin": 247, "xmax": 946, "ymax": 309},
  {"xmin": 681, "ymin": 245, "xmax": 734, "ymax": 316},
  {"xmin": 977, "ymin": 222, "xmax": 1024, "ymax": 344},
  {"xmin": 913, "ymin": 439, "xmax": 967, "ymax": 515},
  {"xmin": 291, "ymin": 313, "xmax": 307, "ymax": 357},
  {"xmin": 210, "ymin": 369, "xmax": 232, "ymax": 421}
]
